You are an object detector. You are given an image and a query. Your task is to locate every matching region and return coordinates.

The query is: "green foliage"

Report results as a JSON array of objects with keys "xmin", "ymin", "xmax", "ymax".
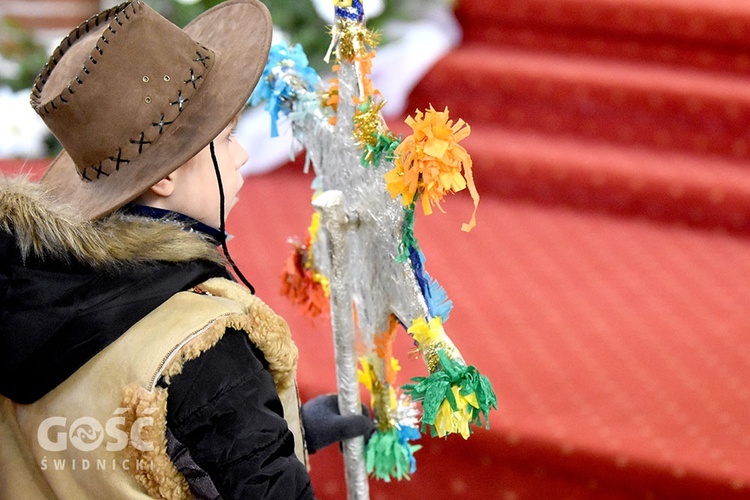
[
  {"xmin": 0, "ymin": 19, "xmax": 49, "ymax": 91},
  {"xmin": 0, "ymin": 0, "xmax": 418, "ymax": 91},
  {"xmin": 150, "ymin": 0, "xmax": 225, "ymax": 28},
  {"xmin": 156, "ymin": 0, "xmax": 411, "ymax": 72},
  {"xmin": 266, "ymin": 0, "xmax": 331, "ymax": 71}
]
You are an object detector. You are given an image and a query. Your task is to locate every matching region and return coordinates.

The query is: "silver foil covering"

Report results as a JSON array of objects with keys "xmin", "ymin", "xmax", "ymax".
[
  {"xmin": 290, "ymin": 35, "xmax": 467, "ymax": 500},
  {"xmin": 312, "ymin": 191, "xmax": 369, "ymax": 500}
]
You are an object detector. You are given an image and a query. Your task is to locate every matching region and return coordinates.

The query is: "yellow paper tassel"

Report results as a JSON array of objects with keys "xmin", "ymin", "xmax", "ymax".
[
  {"xmin": 407, "ymin": 316, "xmax": 461, "ymax": 373},
  {"xmin": 433, "ymin": 386, "xmax": 479, "ymax": 439},
  {"xmin": 407, "ymin": 317, "xmax": 443, "ymax": 346}
]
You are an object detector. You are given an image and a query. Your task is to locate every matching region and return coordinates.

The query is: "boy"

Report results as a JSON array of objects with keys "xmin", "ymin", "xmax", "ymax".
[{"xmin": 0, "ymin": 1, "xmax": 371, "ymax": 498}]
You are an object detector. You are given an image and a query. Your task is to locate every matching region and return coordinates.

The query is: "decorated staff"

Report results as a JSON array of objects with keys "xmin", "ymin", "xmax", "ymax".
[{"xmin": 251, "ymin": 0, "xmax": 496, "ymax": 497}]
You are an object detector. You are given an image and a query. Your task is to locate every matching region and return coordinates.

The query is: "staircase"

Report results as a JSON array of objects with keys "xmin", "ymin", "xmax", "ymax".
[
  {"xmin": 381, "ymin": 1, "xmax": 750, "ymax": 498},
  {"xmin": 407, "ymin": 0, "xmax": 750, "ymax": 232}
]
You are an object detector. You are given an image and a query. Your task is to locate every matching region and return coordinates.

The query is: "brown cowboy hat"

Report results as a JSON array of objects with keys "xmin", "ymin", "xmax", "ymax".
[{"xmin": 32, "ymin": 0, "xmax": 272, "ymax": 220}]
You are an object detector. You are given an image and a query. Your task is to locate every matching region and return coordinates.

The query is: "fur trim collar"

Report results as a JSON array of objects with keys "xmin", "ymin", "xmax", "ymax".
[{"xmin": 0, "ymin": 175, "xmax": 224, "ymax": 270}]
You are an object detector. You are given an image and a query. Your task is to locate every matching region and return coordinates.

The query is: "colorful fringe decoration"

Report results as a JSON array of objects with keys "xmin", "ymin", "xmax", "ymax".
[
  {"xmin": 407, "ymin": 316, "xmax": 448, "ymax": 372},
  {"xmin": 395, "ymin": 205, "xmax": 452, "ymax": 321},
  {"xmin": 325, "ymin": 13, "xmax": 379, "ymax": 64},
  {"xmin": 404, "ymin": 349, "xmax": 497, "ymax": 439},
  {"xmin": 396, "ymin": 203, "xmax": 418, "ymax": 263},
  {"xmin": 366, "ymin": 426, "xmax": 422, "ymax": 482},
  {"xmin": 353, "ymin": 96, "xmax": 387, "ymax": 151},
  {"xmin": 280, "ymin": 242, "xmax": 330, "ymax": 317},
  {"xmin": 361, "ymin": 131, "xmax": 401, "ymax": 168},
  {"xmin": 322, "ymin": 66, "xmax": 341, "ymax": 125},
  {"xmin": 280, "ymin": 213, "xmax": 330, "ymax": 317},
  {"xmin": 250, "ymin": 41, "xmax": 321, "ymax": 137},
  {"xmin": 345, "ymin": 28, "xmax": 389, "ymax": 162},
  {"xmin": 385, "ymin": 106, "xmax": 480, "ymax": 232},
  {"xmin": 253, "ymin": 1, "xmax": 496, "ymax": 484},
  {"xmin": 359, "ymin": 319, "xmax": 422, "ymax": 481},
  {"xmin": 409, "ymin": 248, "xmax": 453, "ymax": 322},
  {"xmin": 326, "ymin": 0, "xmax": 389, "ymax": 159}
]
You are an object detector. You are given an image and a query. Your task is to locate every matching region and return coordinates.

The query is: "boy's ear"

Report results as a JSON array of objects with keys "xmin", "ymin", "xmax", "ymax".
[{"xmin": 148, "ymin": 173, "xmax": 177, "ymax": 198}]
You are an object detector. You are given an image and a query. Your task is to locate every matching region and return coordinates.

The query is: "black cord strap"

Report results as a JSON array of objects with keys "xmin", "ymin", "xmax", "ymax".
[{"xmin": 210, "ymin": 140, "xmax": 255, "ymax": 294}]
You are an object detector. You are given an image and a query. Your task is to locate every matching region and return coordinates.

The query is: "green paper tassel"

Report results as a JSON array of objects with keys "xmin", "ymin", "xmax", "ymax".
[
  {"xmin": 361, "ymin": 132, "xmax": 401, "ymax": 168},
  {"xmin": 396, "ymin": 203, "xmax": 418, "ymax": 263},
  {"xmin": 365, "ymin": 428, "xmax": 422, "ymax": 482},
  {"xmin": 404, "ymin": 350, "xmax": 498, "ymax": 437}
]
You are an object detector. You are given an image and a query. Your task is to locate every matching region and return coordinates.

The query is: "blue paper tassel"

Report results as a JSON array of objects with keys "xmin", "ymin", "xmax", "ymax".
[
  {"xmin": 250, "ymin": 41, "xmax": 321, "ymax": 137},
  {"xmin": 409, "ymin": 248, "xmax": 453, "ymax": 322}
]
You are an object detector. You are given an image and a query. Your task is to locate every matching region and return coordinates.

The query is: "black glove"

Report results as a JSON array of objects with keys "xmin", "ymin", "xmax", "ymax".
[{"xmin": 301, "ymin": 394, "xmax": 375, "ymax": 454}]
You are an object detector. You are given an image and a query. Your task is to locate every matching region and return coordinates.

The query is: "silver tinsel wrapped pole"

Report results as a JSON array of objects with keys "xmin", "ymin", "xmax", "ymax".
[
  {"xmin": 297, "ymin": 41, "xmax": 427, "ymax": 500},
  {"xmin": 250, "ymin": 1, "xmax": 496, "ymax": 497},
  {"xmin": 312, "ymin": 190, "xmax": 369, "ymax": 499}
]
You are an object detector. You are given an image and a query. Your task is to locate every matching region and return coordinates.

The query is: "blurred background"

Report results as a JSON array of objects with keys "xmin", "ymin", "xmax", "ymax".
[{"xmin": 3, "ymin": 1, "xmax": 750, "ymax": 499}]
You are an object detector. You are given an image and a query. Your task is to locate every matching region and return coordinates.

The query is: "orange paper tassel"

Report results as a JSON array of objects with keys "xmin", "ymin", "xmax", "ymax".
[
  {"xmin": 324, "ymin": 65, "xmax": 341, "ymax": 125},
  {"xmin": 385, "ymin": 106, "xmax": 479, "ymax": 232},
  {"xmin": 373, "ymin": 316, "xmax": 401, "ymax": 386},
  {"xmin": 355, "ymin": 50, "xmax": 378, "ymax": 99},
  {"xmin": 280, "ymin": 242, "xmax": 330, "ymax": 317}
]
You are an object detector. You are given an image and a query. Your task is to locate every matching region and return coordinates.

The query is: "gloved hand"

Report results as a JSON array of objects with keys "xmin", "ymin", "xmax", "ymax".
[{"xmin": 301, "ymin": 394, "xmax": 375, "ymax": 454}]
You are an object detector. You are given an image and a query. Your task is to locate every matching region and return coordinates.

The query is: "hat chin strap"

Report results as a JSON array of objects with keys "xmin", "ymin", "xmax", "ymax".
[{"xmin": 210, "ymin": 140, "xmax": 256, "ymax": 294}]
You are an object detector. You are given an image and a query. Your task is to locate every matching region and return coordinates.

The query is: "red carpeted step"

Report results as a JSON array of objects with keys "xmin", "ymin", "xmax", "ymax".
[
  {"xmin": 407, "ymin": 44, "xmax": 750, "ymax": 160},
  {"xmin": 463, "ymin": 23, "xmax": 750, "ymax": 76},
  {"xmin": 455, "ymin": 0, "xmax": 750, "ymax": 50},
  {"xmin": 461, "ymin": 125, "xmax": 750, "ymax": 233}
]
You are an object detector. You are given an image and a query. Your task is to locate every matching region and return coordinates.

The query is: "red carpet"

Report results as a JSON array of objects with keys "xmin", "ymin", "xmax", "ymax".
[
  {"xmin": 227, "ymin": 163, "xmax": 750, "ymax": 500},
  {"xmin": 4, "ymin": 0, "xmax": 750, "ymax": 497},
  {"xmin": 3, "ymin": 156, "xmax": 749, "ymax": 498}
]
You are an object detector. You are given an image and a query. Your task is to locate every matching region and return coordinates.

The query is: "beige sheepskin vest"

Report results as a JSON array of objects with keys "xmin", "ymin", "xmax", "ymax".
[{"xmin": 0, "ymin": 277, "xmax": 306, "ymax": 499}]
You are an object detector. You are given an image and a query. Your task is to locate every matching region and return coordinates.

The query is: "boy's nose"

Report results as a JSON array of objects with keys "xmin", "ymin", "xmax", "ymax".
[{"xmin": 236, "ymin": 144, "xmax": 249, "ymax": 170}]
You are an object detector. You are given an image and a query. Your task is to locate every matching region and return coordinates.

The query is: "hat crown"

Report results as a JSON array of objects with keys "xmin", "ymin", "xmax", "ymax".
[
  {"xmin": 31, "ymin": 0, "xmax": 215, "ymax": 181},
  {"xmin": 36, "ymin": 0, "xmax": 272, "ymax": 221}
]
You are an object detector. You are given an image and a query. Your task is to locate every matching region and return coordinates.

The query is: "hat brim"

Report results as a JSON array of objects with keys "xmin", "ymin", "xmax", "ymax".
[{"xmin": 41, "ymin": 0, "xmax": 272, "ymax": 220}]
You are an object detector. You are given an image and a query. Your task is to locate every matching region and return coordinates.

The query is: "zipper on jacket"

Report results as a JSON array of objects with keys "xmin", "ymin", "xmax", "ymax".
[{"xmin": 148, "ymin": 313, "xmax": 234, "ymax": 391}]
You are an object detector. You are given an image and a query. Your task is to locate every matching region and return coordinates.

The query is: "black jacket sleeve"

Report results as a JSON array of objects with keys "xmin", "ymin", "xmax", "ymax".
[{"xmin": 165, "ymin": 329, "xmax": 313, "ymax": 500}]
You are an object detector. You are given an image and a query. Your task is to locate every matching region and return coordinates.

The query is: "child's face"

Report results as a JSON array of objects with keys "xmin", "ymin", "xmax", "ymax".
[{"xmin": 168, "ymin": 119, "xmax": 248, "ymax": 228}]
